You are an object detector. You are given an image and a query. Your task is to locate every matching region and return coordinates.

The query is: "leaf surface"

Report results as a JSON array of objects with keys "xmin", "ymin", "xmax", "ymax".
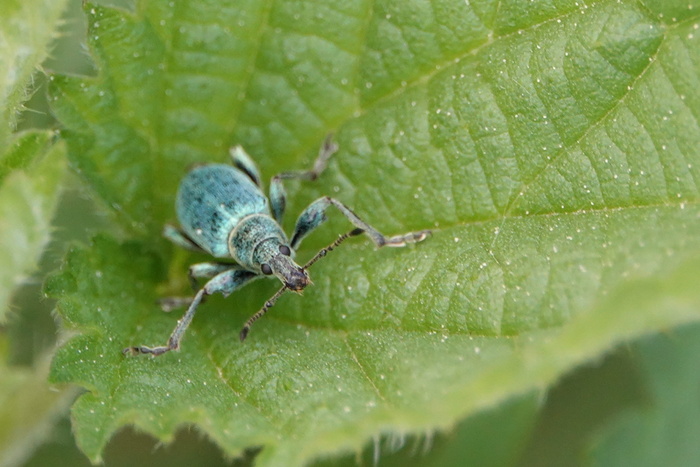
[{"xmin": 48, "ymin": 1, "xmax": 700, "ymax": 465}]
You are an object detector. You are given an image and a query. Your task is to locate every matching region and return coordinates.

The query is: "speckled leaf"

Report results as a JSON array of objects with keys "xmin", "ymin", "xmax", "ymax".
[{"xmin": 48, "ymin": 1, "xmax": 700, "ymax": 466}]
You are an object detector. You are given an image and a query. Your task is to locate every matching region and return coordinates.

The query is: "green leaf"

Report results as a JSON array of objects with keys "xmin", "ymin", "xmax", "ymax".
[
  {"xmin": 316, "ymin": 392, "xmax": 541, "ymax": 467},
  {"xmin": 0, "ymin": 0, "xmax": 70, "ymax": 320},
  {"xmin": 0, "ymin": 340, "xmax": 77, "ymax": 467},
  {"xmin": 0, "ymin": 132, "xmax": 66, "ymax": 321},
  {"xmin": 0, "ymin": 0, "xmax": 68, "ymax": 144},
  {"xmin": 588, "ymin": 322, "xmax": 700, "ymax": 467},
  {"xmin": 48, "ymin": 0, "xmax": 700, "ymax": 465}
]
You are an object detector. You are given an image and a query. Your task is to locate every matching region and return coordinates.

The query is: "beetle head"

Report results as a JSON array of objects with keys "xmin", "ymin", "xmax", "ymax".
[
  {"xmin": 229, "ymin": 214, "xmax": 310, "ymax": 292},
  {"xmin": 257, "ymin": 240, "xmax": 310, "ymax": 292}
]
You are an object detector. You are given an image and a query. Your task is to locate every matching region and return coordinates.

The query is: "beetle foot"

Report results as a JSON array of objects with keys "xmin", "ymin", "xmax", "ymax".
[
  {"xmin": 385, "ymin": 229, "xmax": 432, "ymax": 247},
  {"xmin": 122, "ymin": 344, "xmax": 173, "ymax": 356}
]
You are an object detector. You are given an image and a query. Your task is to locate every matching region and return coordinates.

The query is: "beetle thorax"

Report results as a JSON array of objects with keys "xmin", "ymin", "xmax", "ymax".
[
  {"xmin": 228, "ymin": 214, "xmax": 309, "ymax": 290},
  {"xmin": 228, "ymin": 214, "xmax": 286, "ymax": 268}
]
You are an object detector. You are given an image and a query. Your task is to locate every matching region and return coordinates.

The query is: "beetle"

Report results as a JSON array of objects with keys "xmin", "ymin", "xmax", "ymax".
[{"xmin": 124, "ymin": 135, "xmax": 430, "ymax": 356}]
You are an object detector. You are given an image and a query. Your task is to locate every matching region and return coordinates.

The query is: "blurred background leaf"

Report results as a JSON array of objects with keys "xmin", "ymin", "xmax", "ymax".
[
  {"xmin": 0, "ymin": 1, "xmax": 77, "ymax": 466},
  {"xmin": 0, "ymin": 0, "xmax": 68, "ymax": 320},
  {"xmin": 588, "ymin": 323, "xmax": 700, "ymax": 467}
]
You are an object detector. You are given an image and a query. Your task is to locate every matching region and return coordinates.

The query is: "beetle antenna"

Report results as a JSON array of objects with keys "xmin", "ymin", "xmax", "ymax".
[
  {"xmin": 302, "ymin": 228, "xmax": 364, "ymax": 270},
  {"xmin": 239, "ymin": 228, "xmax": 364, "ymax": 341},
  {"xmin": 239, "ymin": 286, "xmax": 287, "ymax": 341}
]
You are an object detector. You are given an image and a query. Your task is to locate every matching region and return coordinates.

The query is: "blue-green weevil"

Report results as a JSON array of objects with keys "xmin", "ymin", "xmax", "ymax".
[{"xmin": 124, "ymin": 136, "xmax": 430, "ymax": 356}]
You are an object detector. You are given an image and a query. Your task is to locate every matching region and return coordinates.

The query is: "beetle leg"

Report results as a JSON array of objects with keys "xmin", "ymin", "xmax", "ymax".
[
  {"xmin": 229, "ymin": 145, "xmax": 262, "ymax": 187},
  {"xmin": 290, "ymin": 196, "xmax": 431, "ymax": 250},
  {"xmin": 163, "ymin": 224, "xmax": 205, "ymax": 252},
  {"xmin": 124, "ymin": 268, "xmax": 259, "ymax": 357},
  {"xmin": 269, "ymin": 134, "xmax": 337, "ymax": 224},
  {"xmin": 187, "ymin": 262, "xmax": 242, "ymax": 290},
  {"xmin": 158, "ymin": 262, "xmax": 244, "ymax": 312}
]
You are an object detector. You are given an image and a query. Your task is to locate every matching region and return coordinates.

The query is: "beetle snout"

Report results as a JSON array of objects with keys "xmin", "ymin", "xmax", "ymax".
[
  {"xmin": 268, "ymin": 253, "xmax": 311, "ymax": 292},
  {"xmin": 285, "ymin": 268, "xmax": 310, "ymax": 292}
]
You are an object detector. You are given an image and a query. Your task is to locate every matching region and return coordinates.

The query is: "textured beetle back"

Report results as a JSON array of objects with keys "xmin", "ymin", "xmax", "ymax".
[{"xmin": 176, "ymin": 164, "xmax": 270, "ymax": 257}]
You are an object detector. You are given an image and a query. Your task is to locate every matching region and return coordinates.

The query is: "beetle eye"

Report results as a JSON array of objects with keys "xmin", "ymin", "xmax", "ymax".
[
  {"xmin": 261, "ymin": 264, "xmax": 273, "ymax": 275},
  {"xmin": 279, "ymin": 245, "xmax": 291, "ymax": 256}
]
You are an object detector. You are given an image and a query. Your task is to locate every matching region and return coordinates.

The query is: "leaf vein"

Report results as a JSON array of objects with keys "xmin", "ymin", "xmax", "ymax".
[
  {"xmin": 502, "ymin": 27, "xmax": 665, "ymax": 219},
  {"xmin": 342, "ymin": 336, "xmax": 386, "ymax": 403}
]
